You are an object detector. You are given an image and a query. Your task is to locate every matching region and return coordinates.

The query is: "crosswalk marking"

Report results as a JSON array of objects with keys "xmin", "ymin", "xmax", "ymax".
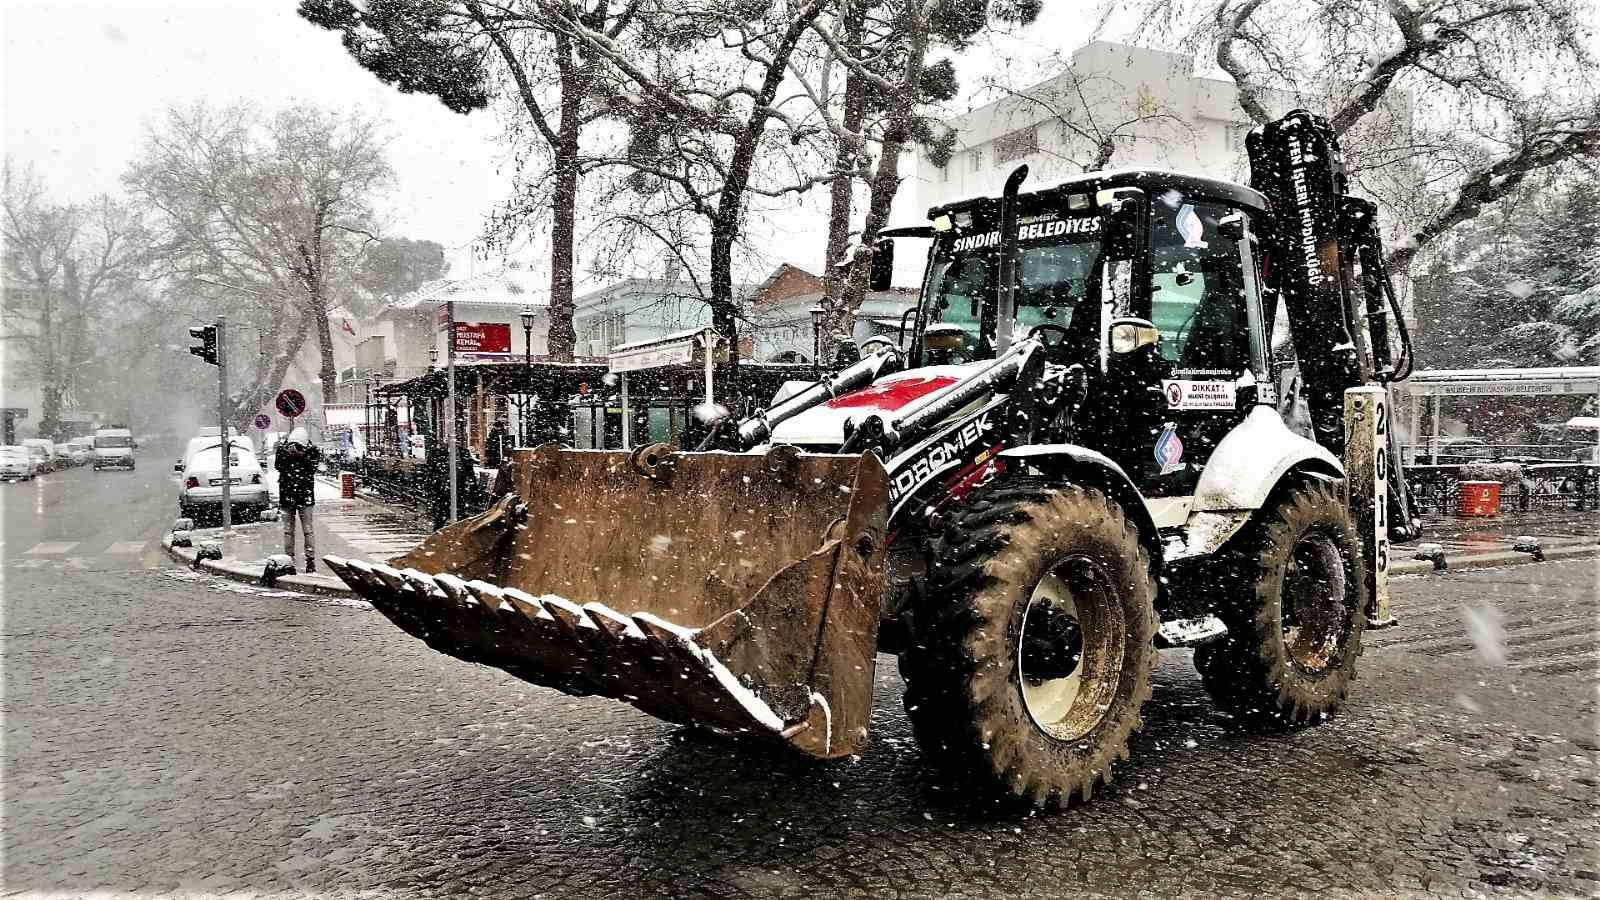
[
  {"xmin": 106, "ymin": 541, "xmax": 148, "ymax": 555},
  {"xmin": 25, "ymin": 542, "xmax": 78, "ymax": 555}
]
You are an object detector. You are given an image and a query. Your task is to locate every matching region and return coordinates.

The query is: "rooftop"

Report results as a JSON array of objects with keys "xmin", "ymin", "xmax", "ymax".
[{"xmin": 382, "ymin": 263, "xmax": 547, "ymax": 315}]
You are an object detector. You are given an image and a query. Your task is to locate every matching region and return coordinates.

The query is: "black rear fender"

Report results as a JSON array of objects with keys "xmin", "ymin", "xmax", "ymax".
[{"xmin": 995, "ymin": 445, "xmax": 1163, "ymax": 573}]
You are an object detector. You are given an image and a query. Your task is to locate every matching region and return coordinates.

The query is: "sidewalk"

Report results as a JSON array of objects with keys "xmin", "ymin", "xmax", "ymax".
[
  {"xmin": 1411, "ymin": 508, "xmax": 1599, "ymax": 561},
  {"xmin": 165, "ymin": 476, "xmax": 431, "ymax": 596},
  {"xmin": 166, "ymin": 486, "xmax": 1598, "ymax": 599}
]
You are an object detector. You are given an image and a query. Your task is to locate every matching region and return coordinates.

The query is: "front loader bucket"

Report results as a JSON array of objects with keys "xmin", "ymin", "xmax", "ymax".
[{"xmin": 325, "ymin": 444, "xmax": 889, "ymax": 759}]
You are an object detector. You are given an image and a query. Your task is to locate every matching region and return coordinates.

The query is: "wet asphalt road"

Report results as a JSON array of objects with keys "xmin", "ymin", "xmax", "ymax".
[{"xmin": 4, "ymin": 447, "xmax": 1598, "ymax": 898}]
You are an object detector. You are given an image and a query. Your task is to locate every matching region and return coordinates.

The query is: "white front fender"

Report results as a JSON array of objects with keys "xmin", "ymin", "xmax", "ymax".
[{"xmin": 1192, "ymin": 406, "xmax": 1343, "ymax": 512}]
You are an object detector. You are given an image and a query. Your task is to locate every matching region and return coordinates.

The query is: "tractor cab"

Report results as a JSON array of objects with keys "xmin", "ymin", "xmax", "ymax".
[{"xmin": 891, "ymin": 169, "xmax": 1278, "ymax": 494}]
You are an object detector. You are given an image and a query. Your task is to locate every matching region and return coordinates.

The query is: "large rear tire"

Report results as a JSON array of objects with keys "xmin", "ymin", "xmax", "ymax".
[
  {"xmin": 1194, "ymin": 478, "xmax": 1367, "ymax": 725},
  {"xmin": 899, "ymin": 481, "xmax": 1158, "ymax": 808}
]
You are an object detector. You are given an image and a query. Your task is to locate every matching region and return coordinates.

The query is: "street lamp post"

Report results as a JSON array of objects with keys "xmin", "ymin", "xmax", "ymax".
[
  {"xmin": 520, "ymin": 306, "xmax": 535, "ymax": 447},
  {"xmin": 809, "ymin": 305, "xmax": 825, "ymax": 379}
]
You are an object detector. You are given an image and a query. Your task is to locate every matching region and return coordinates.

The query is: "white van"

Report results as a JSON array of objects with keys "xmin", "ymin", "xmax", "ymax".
[{"xmin": 93, "ymin": 427, "xmax": 136, "ymax": 470}]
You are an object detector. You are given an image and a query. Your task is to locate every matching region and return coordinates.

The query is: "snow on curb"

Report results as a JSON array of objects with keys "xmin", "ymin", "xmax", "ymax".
[
  {"xmin": 161, "ymin": 533, "xmax": 369, "ymax": 606},
  {"xmin": 1389, "ymin": 541, "xmax": 1599, "ymax": 576}
]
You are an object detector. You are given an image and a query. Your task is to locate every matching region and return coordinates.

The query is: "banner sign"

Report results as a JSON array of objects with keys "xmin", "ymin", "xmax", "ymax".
[
  {"xmin": 452, "ymin": 322, "xmax": 512, "ymax": 356},
  {"xmin": 610, "ymin": 339, "xmax": 695, "ymax": 373},
  {"xmin": 1412, "ymin": 380, "xmax": 1591, "ymax": 397}
]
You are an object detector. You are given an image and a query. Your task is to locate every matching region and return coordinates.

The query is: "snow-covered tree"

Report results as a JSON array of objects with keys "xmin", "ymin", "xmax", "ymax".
[
  {"xmin": 1133, "ymin": 0, "xmax": 1600, "ymax": 273},
  {"xmin": 1414, "ymin": 177, "xmax": 1600, "ymax": 368},
  {"xmin": 125, "ymin": 102, "xmax": 393, "ymax": 415}
]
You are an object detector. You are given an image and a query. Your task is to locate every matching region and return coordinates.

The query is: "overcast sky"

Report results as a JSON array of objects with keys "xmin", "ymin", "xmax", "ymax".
[{"xmin": 2, "ymin": 1, "xmax": 1108, "ymax": 288}]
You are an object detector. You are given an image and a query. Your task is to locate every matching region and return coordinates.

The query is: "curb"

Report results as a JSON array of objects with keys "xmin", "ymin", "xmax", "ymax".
[
  {"xmin": 163, "ymin": 532, "xmax": 1599, "ymax": 603},
  {"xmin": 162, "ymin": 533, "xmax": 360, "ymax": 599},
  {"xmin": 1389, "ymin": 541, "xmax": 1599, "ymax": 576}
]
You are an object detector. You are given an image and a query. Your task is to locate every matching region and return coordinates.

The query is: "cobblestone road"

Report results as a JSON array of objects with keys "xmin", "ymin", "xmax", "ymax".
[{"xmin": 4, "ymin": 457, "xmax": 1597, "ymax": 898}]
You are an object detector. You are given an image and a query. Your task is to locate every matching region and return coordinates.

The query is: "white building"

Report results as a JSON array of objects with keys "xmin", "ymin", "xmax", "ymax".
[
  {"xmin": 369, "ymin": 262, "xmax": 553, "ymax": 383},
  {"xmin": 572, "ymin": 277, "xmax": 756, "ymax": 358},
  {"xmin": 919, "ymin": 41, "xmax": 1290, "ymax": 213}
]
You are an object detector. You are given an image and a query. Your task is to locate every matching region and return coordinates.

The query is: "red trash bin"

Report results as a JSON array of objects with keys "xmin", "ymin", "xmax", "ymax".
[
  {"xmin": 340, "ymin": 471, "xmax": 356, "ymax": 499},
  {"xmin": 1458, "ymin": 480, "xmax": 1501, "ymax": 517}
]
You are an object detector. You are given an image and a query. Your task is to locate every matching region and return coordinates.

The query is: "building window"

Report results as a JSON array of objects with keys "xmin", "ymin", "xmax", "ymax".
[
  {"xmin": 995, "ymin": 126, "xmax": 1038, "ymax": 164},
  {"xmin": 969, "ymin": 148, "xmax": 983, "ymax": 172},
  {"xmin": 582, "ymin": 312, "xmax": 628, "ymax": 353}
]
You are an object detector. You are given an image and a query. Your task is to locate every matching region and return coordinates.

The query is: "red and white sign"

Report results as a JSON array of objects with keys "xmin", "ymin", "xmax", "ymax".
[
  {"xmin": 452, "ymin": 322, "xmax": 512, "ymax": 356},
  {"xmin": 275, "ymin": 388, "xmax": 308, "ymax": 418}
]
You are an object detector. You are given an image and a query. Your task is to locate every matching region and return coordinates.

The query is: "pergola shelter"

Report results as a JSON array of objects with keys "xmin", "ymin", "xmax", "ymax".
[
  {"xmin": 1396, "ymin": 366, "xmax": 1600, "ymax": 463},
  {"xmin": 371, "ymin": 351, "xmax": 814, "ymax": 460}
]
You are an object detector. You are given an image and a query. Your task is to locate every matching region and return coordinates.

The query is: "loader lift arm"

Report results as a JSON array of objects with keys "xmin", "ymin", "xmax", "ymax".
[{"xmin": 1246, "ymin": 109, "xmax": 1418, "ymax": 541}]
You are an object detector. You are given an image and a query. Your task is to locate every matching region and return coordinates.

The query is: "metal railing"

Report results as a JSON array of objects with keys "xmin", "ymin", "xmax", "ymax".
[
  {"xmin": 1406, "ymin": 462, "xmax": 1600, "ymax": 516},
  {"xmin": 1402, "ymin": 442, "xmax": 1600, "ymax": 466}
]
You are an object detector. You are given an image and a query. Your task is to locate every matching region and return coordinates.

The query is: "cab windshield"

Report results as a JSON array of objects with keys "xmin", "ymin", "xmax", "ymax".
[{"xmin": 922, "ymin": 220, "xmax": 1103, "ymax": 363}]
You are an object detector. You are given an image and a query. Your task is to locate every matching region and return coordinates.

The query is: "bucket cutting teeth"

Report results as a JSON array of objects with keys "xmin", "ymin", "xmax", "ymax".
[{"xmin": 329, "ymin": 555, "xmax": 822, "ymax": 742}]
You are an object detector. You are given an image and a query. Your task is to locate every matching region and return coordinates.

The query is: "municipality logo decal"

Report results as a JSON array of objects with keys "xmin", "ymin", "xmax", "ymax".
[{"xmin": 1154, "ymin": 425, "xmax": 1184, "ymax": 475}]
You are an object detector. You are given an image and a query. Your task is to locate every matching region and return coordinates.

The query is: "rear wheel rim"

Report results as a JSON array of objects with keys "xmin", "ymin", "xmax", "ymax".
[
  {"xmin": 1018, "ymin": 556, "xmax": 1126, "ymax": 743},
  {"xmin": 1280, "ymin": 531, "xmax": 1350, "ymax": 675}
]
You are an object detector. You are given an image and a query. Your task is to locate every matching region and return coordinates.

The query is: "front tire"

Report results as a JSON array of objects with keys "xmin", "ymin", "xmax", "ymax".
[
  {"xmin": 900, "ymin": 481, "xmax": 1158, "ymax": 808},
  {"xmin": 1195, "ymin": 478, "xmax": 1367, "ymax": 725}
]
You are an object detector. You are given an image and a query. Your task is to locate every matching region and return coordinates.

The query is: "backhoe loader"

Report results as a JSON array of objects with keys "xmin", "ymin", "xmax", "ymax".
[{"xmin": 327, "ymin": 110, "xmax": 1417, "ymax": 807}]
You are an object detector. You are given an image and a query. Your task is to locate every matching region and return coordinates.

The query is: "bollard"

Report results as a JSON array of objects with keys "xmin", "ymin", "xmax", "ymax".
[
  {"xmin": 262, "ymin": 554, "xmax": 296, "ymax": 588},
  {"xmin": 340, "ymin": 471, "xmax": 356, "ymax": 499},
  {"xmin": 194, "ymin": 541, "xmax": 223, "ymax": 570},
  {"xmin": 1412, "ymin": 541, "xmax": 1447, "ymax": 571},
  {"xmin": 1511, "ymin": 535, "xmax": 1544, "ymax": 562}
]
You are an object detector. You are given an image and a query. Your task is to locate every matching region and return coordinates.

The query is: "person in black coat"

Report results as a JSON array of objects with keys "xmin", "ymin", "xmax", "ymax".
[
  {"xmin": 484, "ymin": 417, "xmax": 512, "ymax": 468},
  {"xmin": 274, "ymin": 427, "xmax": 323, "ymax": 571}
]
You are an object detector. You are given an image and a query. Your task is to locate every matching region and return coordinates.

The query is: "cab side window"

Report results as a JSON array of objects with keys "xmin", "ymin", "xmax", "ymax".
[{"xmin": 1148, "ymin": 196, "xmax": 1250, "ymax": 372}]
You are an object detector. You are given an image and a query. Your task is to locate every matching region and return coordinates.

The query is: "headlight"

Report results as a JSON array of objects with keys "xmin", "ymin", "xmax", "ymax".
[{"xmin": 1109, "ymin": 319, "xmax": 1160, "ymax": 354}]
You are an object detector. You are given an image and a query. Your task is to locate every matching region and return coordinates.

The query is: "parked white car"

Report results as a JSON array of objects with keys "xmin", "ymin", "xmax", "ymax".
[
  {"xmin": 20, "ymin": 439, "xmax": 56, "ymax": 473},
  {"xmin": 177, "ymin": 434, "xmax": 253, "ymax": 473},
  {"xmin": 92, "ymin": 427, "xmax": 137, "ymax": 470},
  {"xmin": 67, "ymin": 436, "xmax": 94, "ymax": 466},
  {"xmin": 0, "ymin": 445, "xmax": 38, "ymax": 481},
  {"xmin": 179, "ymin": 443, "xmax": 269, "ymax": 522},
  {"xmin": 52, "ymin": 443, "xmax": 78, "ymax": 468}
]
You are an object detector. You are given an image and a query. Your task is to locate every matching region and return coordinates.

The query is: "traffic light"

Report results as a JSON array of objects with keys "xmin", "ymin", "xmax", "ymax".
[{"xmin": 188, "ymin": 324, "xmax": 218, "ymax": 366}]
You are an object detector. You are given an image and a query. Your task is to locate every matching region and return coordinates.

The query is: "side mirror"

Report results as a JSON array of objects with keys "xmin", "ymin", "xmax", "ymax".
[
  {"xmin": 1109, "ymin": 317, "xmax": 1160, "ymax": 354},
  {"xmin": 868, "ymin": 239, "xmax": 894, "ymax": 292},
  {"xmin": 1217, "ymin": 211, "xmax": 1246, "ymax": 241},
  {"xmin": 1098, "ymin": 188, "xmax": 1143, "ymax": 261}
]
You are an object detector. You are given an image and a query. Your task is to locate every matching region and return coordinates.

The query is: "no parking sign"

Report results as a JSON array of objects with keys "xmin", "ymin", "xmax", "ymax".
[{"xmin": 275, "ymin": 389, "xmax": 307, "ymax": 418}]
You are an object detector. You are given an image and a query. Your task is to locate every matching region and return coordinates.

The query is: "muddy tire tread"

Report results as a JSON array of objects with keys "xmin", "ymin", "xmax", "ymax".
[
  {"xmin": 900, "ymin": 480, "xmax": 1157, "ymax": 808},
  {"xmin": 1196, "ymin": 478, "xmax": 1368, "ymax": 725}
]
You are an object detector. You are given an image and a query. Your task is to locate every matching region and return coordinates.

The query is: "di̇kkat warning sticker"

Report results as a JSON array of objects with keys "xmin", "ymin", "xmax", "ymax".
[{"xmin": 1162, "ymin": 379, "xmax": 1236, "ymax": 411}]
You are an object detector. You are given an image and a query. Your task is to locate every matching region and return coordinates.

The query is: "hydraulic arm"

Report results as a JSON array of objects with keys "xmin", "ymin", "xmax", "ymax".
[{"xmin": 1246, "ymin": 110, "xmax": 1418, "ymax": 540}]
